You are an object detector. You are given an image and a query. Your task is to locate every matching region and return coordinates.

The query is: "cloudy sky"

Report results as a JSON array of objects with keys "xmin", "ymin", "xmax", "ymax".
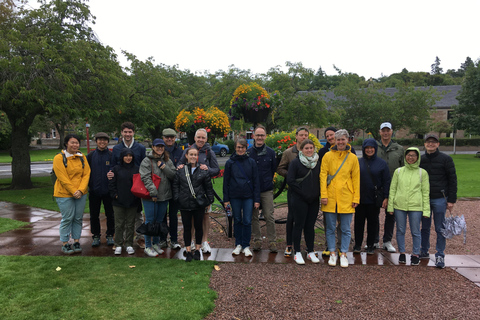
[{"xmin": 60, "ymin": 0, "xmax": 480, "ymax": 78}]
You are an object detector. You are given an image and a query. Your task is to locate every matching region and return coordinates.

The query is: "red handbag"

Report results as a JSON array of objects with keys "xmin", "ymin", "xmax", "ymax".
[{"xmin": 131, "ymin": 160, "xmax": 161, "ymax": 199}]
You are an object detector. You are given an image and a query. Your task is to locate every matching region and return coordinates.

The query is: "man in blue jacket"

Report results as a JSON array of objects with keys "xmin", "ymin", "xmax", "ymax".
[
  {"xmin": 248, "ymin": 125, "xmax": 278, "ymax": 252},
  {"xmin": 419, "ymin": 133, "xmax": 457, "ymax": 269},
  {"xmin": 87, "ymin": 132, "xmax": 114, "ymax": 246},
  {"xmin": 159, "ymin": 128, "xmax": 184, "ymax": 250},
  {"xmin": 109, "ymin": 122, "xmax": 146, "ymax": 248}
]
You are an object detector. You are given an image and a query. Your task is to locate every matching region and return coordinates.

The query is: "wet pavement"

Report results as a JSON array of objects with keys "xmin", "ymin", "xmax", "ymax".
[{"xmin": 1, "ymin": 201, "xmax": 480, "ymax": 287}]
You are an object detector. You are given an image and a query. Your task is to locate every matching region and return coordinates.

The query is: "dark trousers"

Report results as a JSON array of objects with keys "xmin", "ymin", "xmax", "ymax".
[
  {"xmin": 291, "ymin": 193, "xmax": 319, "ymax": 253},
  {"xmin": 355, "ymin": 203, "xmax": 380, "ymax": 247},
  {"xmin": 286, "ymin": 191, "xmax": 294, "ymax": 246},
  {"xmin": 181, "ymin": 208, "xmax": 204, "ymax": 247},
  {"xmin": 161, "ymin": 198, "xmax": 179, "ymax": 242},
  {"xmin": 89, "ymin": 192, "xmax": 114, "ymax": 237},
  {"xmin": 375, "ymin": 209, "xmax": 395, "ymax": 243}
]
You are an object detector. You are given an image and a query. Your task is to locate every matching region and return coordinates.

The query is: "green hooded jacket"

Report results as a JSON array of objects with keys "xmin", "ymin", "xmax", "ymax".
[{"xmin": 387, "ymin": 147, "xmax": 430, "ymax": 217}]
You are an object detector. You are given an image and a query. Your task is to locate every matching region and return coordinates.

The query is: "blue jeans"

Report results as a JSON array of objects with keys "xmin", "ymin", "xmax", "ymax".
[
  {"xmin": 395, "ymin": 209, "xmax": 422, "ymax": 255},
  {"xmin": 142, "ymin": 199, "xmax": 168, "ymax": 248},
  {"xmin": 421, "ymin": 197, "xmax": 447, "ymax": 257},
  {"xmin": 231, "ymin": 198, "xmax": 253, "ymax": 248},
  {"xmin": 325, "ymin": 212, "xmax": 352, "ymax": 253},
  {"xmin": 56, "ymin": 195, "xmax": 87, "ymax": 242}
]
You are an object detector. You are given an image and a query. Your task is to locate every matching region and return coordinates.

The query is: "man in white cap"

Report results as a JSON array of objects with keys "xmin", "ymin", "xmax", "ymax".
[{"xmin": 375, "ymin": 122, "xmax": 404, "ymax": 253}]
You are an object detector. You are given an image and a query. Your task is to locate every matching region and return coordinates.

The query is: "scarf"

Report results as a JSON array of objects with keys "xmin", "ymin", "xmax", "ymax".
[
  {"xmin": 299, "ymin": 151, "xmax": 318, "ymax": 169},
  {"xmin": 253, "ymin": 143, "xmax": 267, "ymax": 157}
]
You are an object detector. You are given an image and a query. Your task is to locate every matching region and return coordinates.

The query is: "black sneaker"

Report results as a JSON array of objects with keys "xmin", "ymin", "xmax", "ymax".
[
  {"xmin": 72, "ymin": 242, "xmax": 82, "ymax": 253},
  {"xmin": 62, "ymin": 243, "xmax": 74, "ymax": 255},
  {"xmin": 353, "ymin": 246, "xmax": 361, "ymax": 254},
  {"xmin": 106, "ymin": 236, "xmax": 115, "ymax": 246},
  {"xmin": 91, "ymin": 236, "xmax": 100, "ymax": 247},
  {"xmin": 284, "ymin": 246, "xmax": 292, "ymax": 257},
  {"xmin": 193, "ymin": 250, "xmax": 201, "ymax": 260},
  {"xmin": 185, "ymin": 251, "xmax": 193, "ymax": 262},
  {"xmin": 419, "ymin": 252, "xmax": 430, "ymax": 259},
  {"xmin": 435, "ymin": 256, "xmax": 445, "ymax": 269},
  {"xmin": 399, "ymin": 253, "xmax": 406, "ymax": 264},
  {"xmin": 366, "ymin": 246, "xmax": 375, "ymax": 255},
  {"xmin": 411, "ymin": 255, "xmax": 420, "ymax": 266}
]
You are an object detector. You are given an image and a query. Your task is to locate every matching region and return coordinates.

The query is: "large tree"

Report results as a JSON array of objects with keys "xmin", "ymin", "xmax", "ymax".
[
  {"xmin": 453, "ymin": 60, "xmax": 480, "ymax": 135},
  {"xmin": 0, "ymin": 0, "xmax": 124, "ymax": 189}
]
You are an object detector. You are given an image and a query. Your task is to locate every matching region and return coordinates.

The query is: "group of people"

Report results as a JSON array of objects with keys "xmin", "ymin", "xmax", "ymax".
[
  {"xmin": 53, "ymin": 120, "xmax": 457, "ymax": 269},
  {"xmin": 53, "ymin": 123, "xmax": 218, "ymax": 262}
]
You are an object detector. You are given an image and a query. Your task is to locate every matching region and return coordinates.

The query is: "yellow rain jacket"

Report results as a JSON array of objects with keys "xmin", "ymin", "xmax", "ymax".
[
  {"xmin": 320, "ymin": 144, "xmax": 360, "ymax": 214},
  {"xmin": 53, "ymin": 150, "xmax": 91, "ymax": 198}
]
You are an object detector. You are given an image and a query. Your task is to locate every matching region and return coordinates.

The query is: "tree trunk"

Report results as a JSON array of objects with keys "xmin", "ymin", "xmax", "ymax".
[
  {"xmin": 55, "ymin": 122, "xmax": 65, "ymax": 149},
  {"xmin": 10, "ymin": 120, "xmax": 34, "ymax": 190}
]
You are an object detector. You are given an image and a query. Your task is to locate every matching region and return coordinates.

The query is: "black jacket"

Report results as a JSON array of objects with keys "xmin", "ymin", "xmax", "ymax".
[
  {"xmin": 359, "ymin": 138, "xmax": 391, "ymax": 204},
  {"xmin": 286, "ymin": 157, "xmax": 320, "ymax": 204},
  {"xmin": 223, "ymin": 153, "xmax": 261, "ymax": 203},
  {"xmin": 87, "ymin": 148, "xmax": 112, "ymax": 195},
  {"xmin": 247, "ymin": 144, "xmax": 277, "ymax": 192},
  {"xmin": 420, "ymin": 149, "xmax": 457, "ymax": 202},
  {"xmin": 108, "ymin": 149, "xmax": 141, "ymax": 208},
  {"xmin": 173, "ymin": 164, "xmax": 214, "ymax": 211}
]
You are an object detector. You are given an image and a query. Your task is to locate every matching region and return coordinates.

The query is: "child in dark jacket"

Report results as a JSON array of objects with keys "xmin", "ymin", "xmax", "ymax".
[{"xmin": 109, "ymin": 148, "xmax": 140, "ymax": 255}]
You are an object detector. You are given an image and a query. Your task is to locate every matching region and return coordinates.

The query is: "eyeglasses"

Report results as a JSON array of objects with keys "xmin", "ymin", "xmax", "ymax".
[
  {"xmin": 255, "ymin": 134, "xmax": 266, "ymax": 137},
  {"xmin": 425, "ymin": 140, "xmax": 438, "ymax": 144},
  {"xmin": 163, "ymin": 136, "xmax": 175, "ymax": 139}
]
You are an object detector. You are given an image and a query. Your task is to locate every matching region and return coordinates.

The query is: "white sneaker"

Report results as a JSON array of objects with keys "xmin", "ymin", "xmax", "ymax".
[
  {"xmin": 307, "ymin": 252, "xmax": 320, "ymax": 263},
  {"xmin": 383, "ymin": 241, "xmax": 397, "ymax": 253},
  {"xmin": 328, "ymin": 253, "xmax": 337, "ymax": 266},
  {"xmin": 340, "ymin": 254, "xmax": 348, "ymax": 268},
  {"xmin": 202, "ymin": 241, "xmax": 212, "ymax": 253},
  {"xmin": 232, "ymin": 245, "xmax": 242, "ymax": 255},
  {"xmin": 145, "ymin": 247, "xmax": 158, "ymax": 257},
  {"xmin": 126, "ymin": 246, "xmax": 135, "ymax": 254},
  {"xmin": 152, "ymin": 244, "xmax": 164, "ymax": 255},
  {"xmin": 242, "ymin": 247, "xmax": 253, "ymax": 257},
  {"xmin": 294, "ymin": 252, "xmax": 305, "ymax": 265},
  {"xmin": 114, "ymin": 246, "xmax": 122, "ymax": 255}
]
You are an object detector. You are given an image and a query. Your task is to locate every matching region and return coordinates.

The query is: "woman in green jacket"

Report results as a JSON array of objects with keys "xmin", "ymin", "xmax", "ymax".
[{"xmin": 387, "ymin": 147, "xmax": 430, "ymax": 265}]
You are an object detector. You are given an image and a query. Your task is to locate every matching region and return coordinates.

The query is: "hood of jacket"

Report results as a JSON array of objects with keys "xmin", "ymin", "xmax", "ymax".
[
  {"xmin": 404, "ymin": 147, "xmax": 421, "ymax": 169},
  {"xmin": 119, "ymin": 148, "xmax": 135, "ymax": 166},
  {"xmin": 362, "ymin": 138, "xmax": 378, "ymax": 160},
  {"xmin": 229, "ymin": 152, "xmax": 249, "ymax": 162},
  {"xmin": 330, "ymin": 144, "xmax": 352, "ymax": 153}
]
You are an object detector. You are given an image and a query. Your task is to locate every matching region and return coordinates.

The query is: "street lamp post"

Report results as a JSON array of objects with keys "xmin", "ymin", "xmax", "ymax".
[{"xmin": 86, "ymin": 123, "xmax": 91, "ymax": 153}]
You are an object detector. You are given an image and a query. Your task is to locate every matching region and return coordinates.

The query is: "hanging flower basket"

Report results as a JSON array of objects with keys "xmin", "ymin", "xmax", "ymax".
[{"xmin": 230, "ymin": 82, "xmax": 273, "ymax": 123}]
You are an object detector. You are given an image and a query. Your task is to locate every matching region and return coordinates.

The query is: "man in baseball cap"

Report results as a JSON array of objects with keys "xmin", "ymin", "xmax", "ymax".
[{"xmin": 159, "ymin": 128, "xmax": 184, "ymax": 250}]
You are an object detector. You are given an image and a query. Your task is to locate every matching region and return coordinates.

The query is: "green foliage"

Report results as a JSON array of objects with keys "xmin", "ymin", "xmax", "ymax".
[
  {"xmin": 332, "ymin": 81, "xmax": 441, "ymax": 139},
  {"xmin": 0, "ymin": 256, "xmax": 216, "ymax": 320},
  {"xmin": 223, "ymin": 139, "xmax": 235, "ymax": 152},
  {"xmin": 453, "ymin": 60, "xmax": 480, "ymax": 135}
]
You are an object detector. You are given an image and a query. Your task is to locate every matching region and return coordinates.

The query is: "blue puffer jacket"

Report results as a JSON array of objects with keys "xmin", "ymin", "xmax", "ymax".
[
  {"xmin": 359, "ymin": 138, "xmax": 391, "ymax": 204},
  {"xmin": 87, "ymin": 148, "xmax": 112, "ymax": 196},
  {"xmin": 247, "ymin": 144, "xmax": 277, "ymax": 192},
  {"xmin": 111, "ymin": 140, "xmax": 146, "ymax": 168},
  {"xmin": 223, "ymin": 153, "xmax": 261, "ymax": 203}
]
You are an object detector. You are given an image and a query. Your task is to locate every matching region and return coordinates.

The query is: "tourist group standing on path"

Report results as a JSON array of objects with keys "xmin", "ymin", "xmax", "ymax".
[{"xmin": 52, "ymin": 121, "xmax": 457, "ymax": 268}]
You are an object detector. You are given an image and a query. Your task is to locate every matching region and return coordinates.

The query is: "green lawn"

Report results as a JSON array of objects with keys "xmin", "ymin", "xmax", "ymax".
[
  {"xmin": 450, "ymin": 154, "xmax": 480, "ymax": 197},
  {"xmin": 0, "ymin": 217, "xmax": 29, "ymax": 234},
  {"xmin": 0, "ymin": 148, "xmax": 91, "ymax": 163},
  {"xmin": 0, "ymin": 255, "xmax": 216, "ymax": 320}
]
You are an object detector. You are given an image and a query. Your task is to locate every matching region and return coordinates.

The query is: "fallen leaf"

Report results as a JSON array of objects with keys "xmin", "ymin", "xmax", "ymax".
[
  {"xmin": 214, "ymin": 265, "xmax": 221, "ymax": 271},
  {"xmin": 56, "ymin": 267, "xmax": 61, "ymax": 271},
  {"xmin": 181, "ymin": 287, "xmax": 184, "ymax": 289},
  {"xmin": 181, "ymin": 279, "xmax": 183, "ymax": 282},
  {"xmin": 129, "ymin": 265, "xmax": 135, "ymax": 268}
]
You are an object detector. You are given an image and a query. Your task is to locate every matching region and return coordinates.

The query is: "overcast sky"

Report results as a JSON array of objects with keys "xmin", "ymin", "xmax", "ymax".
[{"xmin": 52, "ymin": 0, "xmax": 480, "ymax": 78}]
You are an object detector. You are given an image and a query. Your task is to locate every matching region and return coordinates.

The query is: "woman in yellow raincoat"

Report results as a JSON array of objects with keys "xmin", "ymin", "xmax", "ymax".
[{"xmin": 320, "ymin": 129, "xmax": 360, "ymax": 268}]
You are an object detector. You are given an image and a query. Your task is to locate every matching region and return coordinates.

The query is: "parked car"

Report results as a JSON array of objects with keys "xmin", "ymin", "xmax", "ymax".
[{"xmin": 211, "ymin": 141, "xmax": 229, "ymax": 157}]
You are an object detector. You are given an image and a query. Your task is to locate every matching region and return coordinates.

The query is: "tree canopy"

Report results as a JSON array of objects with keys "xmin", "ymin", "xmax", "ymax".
[{"xmin": 453, "ymin": 60, "xmax": 480, "ymax": 135}]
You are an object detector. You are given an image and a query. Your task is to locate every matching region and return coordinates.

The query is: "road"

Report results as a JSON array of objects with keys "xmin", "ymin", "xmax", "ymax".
[{"xmin": 0, "ymin": 156, "xmax": 230, "ymax": 179}]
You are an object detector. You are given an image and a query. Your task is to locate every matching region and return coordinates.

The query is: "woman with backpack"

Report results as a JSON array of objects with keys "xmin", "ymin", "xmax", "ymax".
[{"xmin": 53, "ymin": 134, "xmax": 91, "ymax": 254}]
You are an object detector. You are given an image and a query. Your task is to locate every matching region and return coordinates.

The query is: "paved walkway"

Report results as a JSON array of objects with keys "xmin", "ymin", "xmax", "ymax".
[{"xmin": 1, "ymin": 201, "xmax": 479, "ymax": 287}]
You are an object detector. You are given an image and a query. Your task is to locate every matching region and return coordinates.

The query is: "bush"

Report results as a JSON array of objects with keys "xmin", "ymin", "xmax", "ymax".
[
  {"xmin": 223, "ymin": 139, "xmax": 235, "ymax": 153},
  {"xmin": 395, "ymin": 138, "xmax": 480, "ymax": 147}
]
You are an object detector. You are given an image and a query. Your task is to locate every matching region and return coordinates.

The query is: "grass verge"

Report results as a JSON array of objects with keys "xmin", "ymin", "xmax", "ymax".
[
  {"xmin": 0, "ymin": 255, "xmax": 217, "ymax": 320},
  {"xmin": 0, "ymin": 217, "xmax": 29, "ymax": 234},
  {"xmin": 0, "ymin": 148, "xmax": 89, "ymax": 163}
]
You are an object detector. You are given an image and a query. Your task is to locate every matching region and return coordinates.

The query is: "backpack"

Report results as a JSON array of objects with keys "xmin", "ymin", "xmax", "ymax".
[{"xmin": 50, "ymin": 152, "xmax": 85, "ymax": 185}]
